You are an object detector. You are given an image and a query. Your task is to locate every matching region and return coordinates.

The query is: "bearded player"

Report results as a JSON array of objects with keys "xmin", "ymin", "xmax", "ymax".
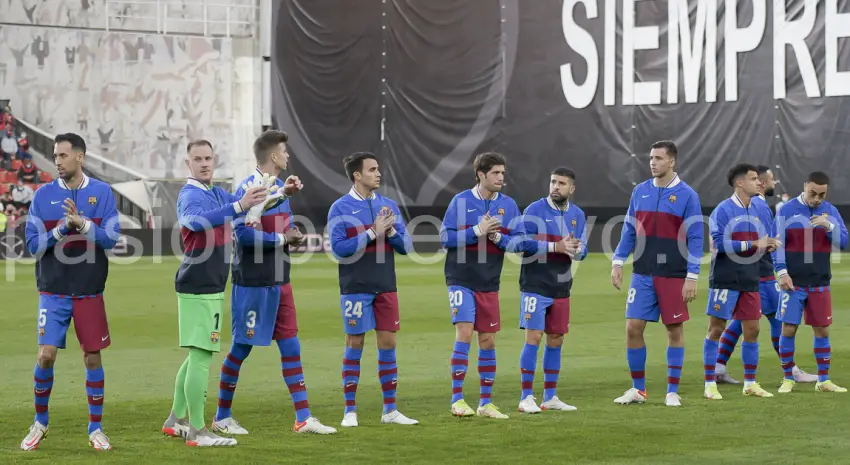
[
  {"xmin": 611, "ymin": 140, "xmax": 703, "ymax": 407},
  {"xmin": 21, "ymin": 133, "xmax": 120, "ymax": 451},
  {"xmin": 442, "ymin": 152, "xmax": 524, "ymax": 419},
  {"xmin": 211, "ymin": 130, "xmax": 336, "ymax": 435},
  {"xmin": 516, "ymin": 167, "xmax": 586, "ymax": 413}
]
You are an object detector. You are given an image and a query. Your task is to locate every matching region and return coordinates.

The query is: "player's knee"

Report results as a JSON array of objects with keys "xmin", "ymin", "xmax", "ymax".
[
  {"xmin": 346, "ymin": 334, "xmax": 366, "ymax": 349},
  {"xmin": 812, "ymin": 326, "xmax": 829, "ymax": 338},
  {"xmin": 525, "ymin": 330, "xmax": 543, "ymax": 346},
  {"xmin": 781, "ymin": 323, "xmax": 798, "ymax": 338},
  {"xmin": 625, "ymin": 321, "xmax": 644, "ymax": 342},
  {"xmin": 83, "ymin": 351, "xmax": 102, "ymax": 370},
  {"xmin": 37, "ymin": 346, "xmax": 57, "ymax": 368},
  {"xmin": 478, "ymin": 333, "xmax": 495, "ymax": 350},
  {"xmin": 545, "ymin": 333, "xmax": 564, "ymax": 347},
  {"xmin": 455, "ymin": 323, "xmax": 474, "ymax": 343},
  {"xmin": 706, "ymin": 319, "xmax": 725, "ymax": 340},
  {"xmin": 665, "ymin": 323, "xmax": 684, "ymax": 345}
]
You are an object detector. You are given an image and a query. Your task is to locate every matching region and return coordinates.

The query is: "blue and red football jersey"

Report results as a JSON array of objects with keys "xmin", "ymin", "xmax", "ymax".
[
  {"xmin": 774, "ymin": 194, "xmax": 848, "ymax": 288},
  {"xmin": 708, "ymin": 195, "xmax": 769, "ymax": 292}
]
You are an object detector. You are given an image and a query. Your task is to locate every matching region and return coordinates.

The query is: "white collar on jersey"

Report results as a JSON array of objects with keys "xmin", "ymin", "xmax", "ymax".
[
  {"xmin": 796, "ymin": 193, "xmax": 807, "ymax": 205},
  {"xmin": 186, "ymin": 177, "xmax": 212, "ymax": 190},
  {"xmin": 471, "ymin": 185, "xmax": 500, "ymax": 201},
  {"xmin": 349, "ymin": 186, "xmax": 376, "ymax": 201},
  {"xmin": 730, "ymin": 193, "xmax": 753, "ymax": 208},
  {"xmin": 652, "ymin": 173, "xmax": 681, "ymax": 188},
  {"xmin": 58, "ymin": 172, "xmax": 90, "ymax": 190},
  {"xmin": 546, "ymin": 196, "xmax": 570, "ymax": 212}
]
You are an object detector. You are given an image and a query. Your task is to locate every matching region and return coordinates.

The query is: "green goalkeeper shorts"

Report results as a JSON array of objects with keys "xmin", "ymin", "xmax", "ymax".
[{"xmin": 176, "ymin": 292, "xmax": 225, "ymax": 353}]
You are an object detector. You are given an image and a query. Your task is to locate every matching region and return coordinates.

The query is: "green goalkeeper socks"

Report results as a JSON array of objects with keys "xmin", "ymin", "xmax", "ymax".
[
  {"xmin": 170, "ymin": 356, "xmax": 190, "ymax": 418},
  {"xmin": 184, "ymin": 348, "xmax": 213, "ymax": 430}
]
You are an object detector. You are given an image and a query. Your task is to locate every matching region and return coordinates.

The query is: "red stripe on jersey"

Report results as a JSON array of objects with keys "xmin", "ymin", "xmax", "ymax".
[
  {"xmin": 784, "ymin": 227, "xmax": 832, "ymax": 253},
  {"xmin": 260, "ymin": 212, "xmax": 291, "ymax": 234},
  {"xmin": 182, "ymin": 224, "xmax": 231, "ymax": 252},
  {"xmin": 635, "ymin": 210, "xmax": 684, "ymax": 240}
]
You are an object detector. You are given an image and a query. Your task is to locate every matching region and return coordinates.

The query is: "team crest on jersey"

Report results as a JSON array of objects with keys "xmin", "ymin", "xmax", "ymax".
[
  {"xmin": 348, "ymin": 319, "xmax": 357, "ymax": 327},
  {"xmin": 524, "ymin": 313, "xmax": 531, "ymax": 321},
  {"xmin": 822, "ymin": 212, "xmax": 829, "ymax": 217},
  {"xmin": 497, "ymin": 208, "xmax": 505, "ymax": 216},
  {"xmin": 381, "ymin": 206, "xmax": 391, "ymax": 216},
  {"xmin": 571, "ymin": 218, "xmax": 577, "ymax": 228},
  {"xmin": 88, "ymin": 196, "xmax": 97, "ymax": 205},
  {"xmin": 452, "ymin": 307, "xmax": 458, "ymax": 316},
  {"xmin": 39, "ymin": 327, "xmax": 45, "ymax": 336},
  {"xmin": 669, "ymin": 194, "xmax": 677, "ymax": 203},
  {"xmin": 246, "ymin": 329, "xmax": 254, "ymax": 339},
  {"xmin": 713, "ymin": 304, "xmax": 721, "ymax": 311},
  {"xmin": 210, "ymin": 331, "xmax": 220, "ymax": 343}
]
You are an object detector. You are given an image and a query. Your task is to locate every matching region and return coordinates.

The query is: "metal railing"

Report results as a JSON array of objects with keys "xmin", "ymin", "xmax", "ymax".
[
  {"xmin": 14, "ymin": 117, "xmax": 152, "ymax": 228},
  {"xmin": 105, "ymin": 0, "xmax": 257, "ymax": 37}
]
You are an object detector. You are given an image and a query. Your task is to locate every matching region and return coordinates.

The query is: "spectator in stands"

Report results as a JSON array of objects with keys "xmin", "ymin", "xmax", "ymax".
[
  {"xmin": 0, "ymin": 189, "xmax": 11, "ymax": 209},
  {"xmin": 1, "ymin": 128, "xmax": 17, "ymax": 170},
  {"xmin": 4, "ymin": 204, "xmax": 16, "ymax": 228},
  {"xmin": 11, "ymin": 179, "xmax": 33, "ymax": 208},
  {"xmin": 0, "ymin": 104, "xmax": 12, "ymax": 131},
  {"xmin": 18, "ymin": 131, "xmax": 29, "ymax": 154},
  {"xmin": 17, "ymin": 158, "xmax": 38, "ymax": 183}
]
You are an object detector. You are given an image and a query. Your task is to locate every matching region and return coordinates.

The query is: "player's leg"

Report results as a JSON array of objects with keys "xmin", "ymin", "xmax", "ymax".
[
  {"xmin": 656, "ymin": 277, "xmax": 690, "ymax": 407},
  {"xmin": 714, "ymin": 319, "xmax": 742, "ymax": 383},
  {"xmin": 373, "ymin": 292, "xmax": 417, "ymax": 425},
  {"xmin": 340, "ymin": 293, "xmax": 374, "ymax": 426},
  {"xmin": 212, "ymin": 285, "xmax": 258, "ymax": 434},
  {"xmin": 616, "ymin": 274, "xmax": 656, "ymax": 404},
  {"xmin": 277, "ymin": 284, "xmax": 336, "ymax": 434},
  {"xmin": 174, "ymin": 293, "xmax": 235, "ymax": 447},
  {"xmin": 730, "ymin": 291, "xmax": 772, "ymax": 397},
  {"xmin": 518, "ymin": 292, "xmax": 549, "ymax": 413},
  {"xmin": 163, "ymin": 357, "xmax": 190, "ymax": 438},
  {"xmin": 703, "ymin": 288, "xmax": 733, "ymax": 399},
  {"xmin": 473, "ymin": 291, "xmax": 507, "ymax": 419},
  {"xmin": 763, "ymin": 281, "xmax": 815, "ymax": 382},
  {"xmin": 806, "ymin": 290, "xmax": 845, "ymax": 392},
  {"xmin": 777, "ymin": 289, "xmax": 806, "ymax": 393},
  {"xmin": 71, "ymin": 295, "xmax": 113, "ymax": 450},
  {"xmin": 22, "ymin": 295, "xmax": 72, "ymax": 451},
  {"xmin": 539, "ymin": 298, "xmax": 575, "ymax": 411},
  {"xmin": 448, "ymin": 286, "xmax": 475, "ymax": 416}
]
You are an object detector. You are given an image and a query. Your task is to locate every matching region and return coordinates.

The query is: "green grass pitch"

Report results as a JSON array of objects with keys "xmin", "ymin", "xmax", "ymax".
[{"xmin": 1, "ymin": 254, "xmax": 849, "ymax": 464}]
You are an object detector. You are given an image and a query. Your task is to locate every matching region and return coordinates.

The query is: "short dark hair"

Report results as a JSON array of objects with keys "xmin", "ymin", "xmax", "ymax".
[
  {"xmin": 807, "ymin": 171, "xmax": 829, "ymax": 185},
  {"xmin": 54, "ymin": 133, "xmax": 86, "ymax": 153},
  {"xmin": 650, "ymin": 140, "xmax": 677, "ymax": 159},
  {"xmin": 253, "ymin": 130, "xmax": 289, "ymax": 164},
  {"xmin": 343, "ymin": 152, "xmax": 378, "ymax": 181},
  {"xmin": 473, "ymin": 152, "xmax": 506, "ymax": 182},
  {"xmin": 756, "ymin": 165, "xmax": 771, "ymax": 176},
  {"xmin": 551, "ymin": 166, "xmax": 576, "ymax": 181},
  {"xmin": 727, "ymin": 163, "xmax": 758, "ymax": 187},
  {"xmin": 186, "ymin": 139, "xmax": 212, "ymax": 153}
]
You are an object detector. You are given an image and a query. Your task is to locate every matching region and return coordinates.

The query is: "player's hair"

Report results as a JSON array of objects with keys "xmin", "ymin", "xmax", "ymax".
[
  {"xmin": 473, "ymin": 152, "xmax": 506, "ymax": 183},
  {"xmin": 727, "ymin": 163, "xmax": 758, "ymax": 187},
  {"xmin": 807, "ymin": 171, "xmax": 829, "ymax": 185},
  {"xmin": 54, "ymin": 133, "xmax": 86, "ymax": 153},
  {"xmin": 343, "ymin": 152, "xmax": 378, "ymax": 182},
  {"xmin": 253, "ymin": 130, "xmax": 289, "ymax": 164},
  {"xmin": 650, "ymin": 140, "xmax": 677, "ymax": 159},
  {"xmin": 551, "ymin": 166, "xmax": 576, "ymax": 181},
  {"xmin": 186, "ymin": 139, "xmax": 213, "ymax": 153},
  {"xmin": 756, "ymin": 165, "xmax": 771, "ymax": 176}
]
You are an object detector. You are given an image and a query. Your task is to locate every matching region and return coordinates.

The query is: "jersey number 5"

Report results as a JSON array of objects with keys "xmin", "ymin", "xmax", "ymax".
[{"xmin": 344, "ymin": 301, "xmax": 363, "ymax": 318}]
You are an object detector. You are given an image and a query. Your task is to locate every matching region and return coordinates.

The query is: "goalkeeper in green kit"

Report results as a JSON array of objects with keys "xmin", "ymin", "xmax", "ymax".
[{"xmin": 160, "ymin": 140, "xmax": 273, "ymax": 447}]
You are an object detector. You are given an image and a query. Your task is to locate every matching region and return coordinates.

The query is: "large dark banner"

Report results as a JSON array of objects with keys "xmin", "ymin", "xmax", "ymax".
[{"xmin": 271, "ymin": 0, "xmax": 850, "ymax": 212}]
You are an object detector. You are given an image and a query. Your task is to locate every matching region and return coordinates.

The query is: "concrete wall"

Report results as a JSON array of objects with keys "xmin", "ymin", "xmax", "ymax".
[{"xmin": 0, "ymin": 1, "xmax": 261, "ymax": 179}]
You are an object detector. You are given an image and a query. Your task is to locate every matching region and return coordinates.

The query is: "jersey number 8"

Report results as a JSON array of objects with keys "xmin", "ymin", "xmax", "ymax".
[{"xmin": 344, "ymin": 301, "xmax": 363, "ymax": 318}]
